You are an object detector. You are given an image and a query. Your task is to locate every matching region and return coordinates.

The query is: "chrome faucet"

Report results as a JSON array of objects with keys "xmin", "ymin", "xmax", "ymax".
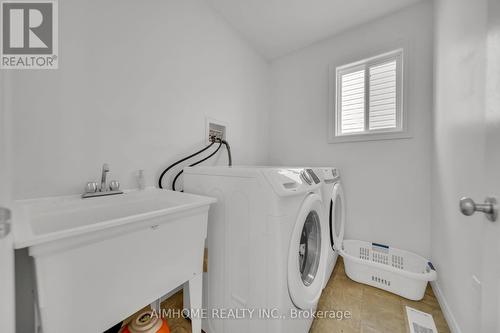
[
  {"xmin": 101, "ymin": 163, "xmax": 110, "ymax": 192},
  {"xmin": 82, "ymin": 163, "xmax": 123, "ymax": 198}
]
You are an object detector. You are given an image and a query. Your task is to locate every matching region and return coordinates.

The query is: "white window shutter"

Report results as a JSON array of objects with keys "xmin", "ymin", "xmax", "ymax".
[
  {"xmin": 333, "ymin": 49, "xmax": 404, "ymax": 141},
  {"xmin": 339, "ymin": 69, "xmax": 365, "ymax": 134},
  {"xmin": 368, "ymin": 60, "xmax": 397, "ymax": 130}
]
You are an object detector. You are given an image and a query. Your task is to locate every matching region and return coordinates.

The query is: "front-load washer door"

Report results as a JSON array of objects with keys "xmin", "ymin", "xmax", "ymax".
[
  {"xmin": 288, "ymin": 193, "xmax": 326, "ymax": 310},
  {"xmin": 329, "ymin": 183, "xmax": 345, "ymax": 251}
]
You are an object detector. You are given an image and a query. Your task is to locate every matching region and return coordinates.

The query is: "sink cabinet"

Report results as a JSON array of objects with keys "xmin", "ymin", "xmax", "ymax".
[{"xmin": 13, "ymin": 189, "xmax": 215, "ymax": 333}]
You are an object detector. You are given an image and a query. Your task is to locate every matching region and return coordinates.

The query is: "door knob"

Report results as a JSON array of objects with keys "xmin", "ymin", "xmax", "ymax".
[{"xmin": 459, "ymin": 197, "xmax": 498, "ymax": 222}]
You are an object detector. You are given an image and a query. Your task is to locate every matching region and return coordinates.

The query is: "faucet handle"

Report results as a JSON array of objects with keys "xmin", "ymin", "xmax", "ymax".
[
  {"xmin": 85, "ymin": 182, "xmax": 98, "ymax": 193},
  {"xmin": 109, "ymin": 180, "xmax": 120, "ymax": 191}
]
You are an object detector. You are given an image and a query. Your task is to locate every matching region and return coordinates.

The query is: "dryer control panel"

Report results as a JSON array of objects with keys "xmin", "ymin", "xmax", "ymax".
[{"xmin": 319, "ymin": 168, "xmax": 340, "ymax": 183}]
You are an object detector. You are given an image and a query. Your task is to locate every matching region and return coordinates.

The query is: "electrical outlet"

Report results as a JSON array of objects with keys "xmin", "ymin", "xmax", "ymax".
[{"xmin": 206, "ymin": 118, "xmax": 226, "ymax": 143}]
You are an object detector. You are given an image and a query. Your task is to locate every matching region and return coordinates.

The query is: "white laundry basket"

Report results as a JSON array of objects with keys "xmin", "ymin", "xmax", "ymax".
[{"xmin": 339, "ymin": 240, "xmax": 436, "ymax": 300}]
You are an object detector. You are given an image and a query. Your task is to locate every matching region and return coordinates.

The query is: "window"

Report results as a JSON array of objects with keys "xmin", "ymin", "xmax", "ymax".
[{"xmin": 330, "ymin": 49, "xmax": 407, "ymax": 142}]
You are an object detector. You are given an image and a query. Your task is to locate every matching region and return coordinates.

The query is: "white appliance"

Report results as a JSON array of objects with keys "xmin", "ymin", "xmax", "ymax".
[
  {"xmin": 184, "ymin": 166, "xmax": 328, "ymax": 333},
  {"xmin": 314, "ymin": 167, "xmax": 345, "ymax": 289}
]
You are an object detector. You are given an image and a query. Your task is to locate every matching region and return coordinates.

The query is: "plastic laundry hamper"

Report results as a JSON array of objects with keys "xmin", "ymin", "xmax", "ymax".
[{"xmin": 339, "ymin": 240, "xmax": 437, "ymax": 301}]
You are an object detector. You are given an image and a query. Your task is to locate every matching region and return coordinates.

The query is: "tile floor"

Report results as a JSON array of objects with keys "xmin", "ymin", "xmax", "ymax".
[
  {"xmin": 126, "ymin": 258, "xmax": 450, "ymax": 333},
  {"xmin": 309, "ymin": 258, "xmax": 450, "ymax": 333}
]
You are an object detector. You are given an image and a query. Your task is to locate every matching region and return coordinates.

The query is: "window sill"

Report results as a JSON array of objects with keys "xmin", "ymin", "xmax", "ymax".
[{"xmin": 328, "ymin": 130, "xmax": 412, "ymax": 144}]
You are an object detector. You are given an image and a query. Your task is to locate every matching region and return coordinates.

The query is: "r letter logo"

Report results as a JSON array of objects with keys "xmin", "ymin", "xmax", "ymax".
[{"xmin": 1, "ymin": 1, "xmax": 58, "ymax": 69}]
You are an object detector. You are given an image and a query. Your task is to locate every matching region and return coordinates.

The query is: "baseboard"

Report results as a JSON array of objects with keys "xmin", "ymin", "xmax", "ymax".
[{"xmin": 430, "ymin": 281, "xmax": 462, "ymax": 333}]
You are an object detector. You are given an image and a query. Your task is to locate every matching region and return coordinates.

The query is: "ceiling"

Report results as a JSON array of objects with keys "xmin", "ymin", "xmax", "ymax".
[{"xmin": 206, "ymin": 0, "xmax": 424, "ymax": 59}]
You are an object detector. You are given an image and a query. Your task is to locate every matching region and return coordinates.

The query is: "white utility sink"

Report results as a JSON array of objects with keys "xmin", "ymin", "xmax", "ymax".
[
  {"xmin": 14, "ymin": 188, "xmax": 215, "ymax": 248},
  {"xmin": 13, "ymin": 188, "xmax": 216, "ymax": 333}
]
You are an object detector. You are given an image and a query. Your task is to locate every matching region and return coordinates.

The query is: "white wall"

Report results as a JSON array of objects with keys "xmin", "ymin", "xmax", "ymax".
[
  {"xmin": 432, "ymin": 0, "xmax": 488, "ymax": 331},
  {"xmin": 269, "ymin": 1, "xmax": 434, "ymax": 256},
  {"xmin": 9, "ymin": 0, "xmax": 270, "ymax": 199}
]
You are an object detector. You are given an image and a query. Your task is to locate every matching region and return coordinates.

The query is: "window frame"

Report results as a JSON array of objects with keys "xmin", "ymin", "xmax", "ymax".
[{"xmin": 329, "ymin": 48, "xmax": 410, "ymax": 143}]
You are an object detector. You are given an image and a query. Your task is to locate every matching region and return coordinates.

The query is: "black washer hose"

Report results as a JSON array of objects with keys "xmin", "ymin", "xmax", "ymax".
[
  {"xmin": 158, "ymin": 141, "xmax": 215, "ymax": 189},
  {"xmin": 172, "ymin": 140, "xmax": 223, "ymax": 191},
  {"xmin": 158, "ymin": 138, "xmax": 232, "ymax": 190},
  {"xmin": 221, "ymin": 139, "xmax": 232, "ymax": 166}
]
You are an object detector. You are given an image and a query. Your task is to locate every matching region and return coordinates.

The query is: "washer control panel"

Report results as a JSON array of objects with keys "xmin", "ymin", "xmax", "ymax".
[
  {"xmin": 306, "ymin": 169, "xmax": 321, "ymax": 184},
  {"xmin": 300, "ymin": 170, "xmax": 313, "ymax": 185},
  {"xmin": 264, "ymin": 168, "xmax": 322, "ymax": 196}
]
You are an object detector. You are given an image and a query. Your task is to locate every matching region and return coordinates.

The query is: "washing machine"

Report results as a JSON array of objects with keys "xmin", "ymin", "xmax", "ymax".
[
  {"xmin": 183, "ymin": 166, "xmax": 328, "ymax": 333},
  {"xmin": 314, "ymin": 168, "xmax": 346, "ymax": 289}
]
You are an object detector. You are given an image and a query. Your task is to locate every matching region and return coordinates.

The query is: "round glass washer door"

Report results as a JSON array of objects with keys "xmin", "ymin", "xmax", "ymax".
[
  {"xmin": 329, "ymin": 182, "xmax": 345, "ymax": 251},
  {"xmin": 288, "ymin": 193, "xmax": 326, "ymax": 310},
  {"xmin": 299, "ymin": 211, "xmax": 321, "ymax": 286}
]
